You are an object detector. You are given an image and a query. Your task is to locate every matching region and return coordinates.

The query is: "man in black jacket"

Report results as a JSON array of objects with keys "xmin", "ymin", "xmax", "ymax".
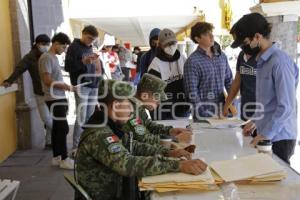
[
  {"xmin": 1, "ymin": 34, "xmax": 52, "ymax": 148},
  {"xmin": 65, "ymin": 25, "xmax": 102, "ymax": 151},
  {"xmin": 139, "ymin": 28, "xmax": 160, "ymax": 78}
]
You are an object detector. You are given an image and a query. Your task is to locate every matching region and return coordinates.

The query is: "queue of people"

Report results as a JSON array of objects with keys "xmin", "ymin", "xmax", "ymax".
[{"xmin": 0, "ymin": 12, "xmax": 298, "ymax": 200}]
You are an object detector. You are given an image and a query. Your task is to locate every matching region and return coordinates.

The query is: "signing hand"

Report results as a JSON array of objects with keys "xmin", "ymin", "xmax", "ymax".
[
  {"xmin": 169, "ymin": 128, "xmax": 192, "ymax": 143},
  {"xmin": 184, "ymin": 144, "xmax": 196, "ymax": 153},
  {"xmin": 167, "ymin": 149, "xmax": 191, "ymax": 160},
  {"xmin": 1, "ymin": 81, "xmax": 11, "ymax": 88},
  {"xmin": 222, "ymin": 103, "xmax": 230, "ymax": 117},
  {"xmin": 250, "ymin": 134, "xmax": 265, "ymax": 147},
  {"xmin": 179, "ymin": 159, "xmax": 207, "ymax": 175},
  {"xmin": 243, "ymin": 121, "xmax": 256, "ymax": 136}
]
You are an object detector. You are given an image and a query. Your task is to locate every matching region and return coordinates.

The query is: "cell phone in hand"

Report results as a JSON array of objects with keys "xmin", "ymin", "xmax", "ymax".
[{"xmin": 90, "ymin": 53, "xmax": 99, "ymax": 60}]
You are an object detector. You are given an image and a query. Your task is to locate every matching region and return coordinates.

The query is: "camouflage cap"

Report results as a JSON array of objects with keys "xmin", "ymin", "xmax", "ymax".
[
  {"xmin": 128, "ymin": 96, "xmax": 142, "ymax": 107},
  {"xmin": 138, "ymin": 73, "xmax": 167, "ymax": 101},
  {"xmin": 98, "ymin": 79, "xmax": 136, "ymax": 99}
]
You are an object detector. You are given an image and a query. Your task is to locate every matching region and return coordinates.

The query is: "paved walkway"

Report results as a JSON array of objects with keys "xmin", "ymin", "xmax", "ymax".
[
  {"xmin": 0, "ymin": 126, "xmax": 75, "ymax": 200},
  {"xmin": 0, "ymin": 149, "xmax": 74, "ymax": 200}
]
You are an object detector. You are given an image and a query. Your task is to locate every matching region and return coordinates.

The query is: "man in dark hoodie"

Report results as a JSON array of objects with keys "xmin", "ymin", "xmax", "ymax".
[
  {"xmin": 1, "ymin": 34, "xmax": 52, "ymax": 148},
  {"xmin": 139, "ymin": 28, "xmax": 160, "ymax": 77},
  {"xmin": 65, "ymin": 25, "xmax": 102, "ymax": 151}
]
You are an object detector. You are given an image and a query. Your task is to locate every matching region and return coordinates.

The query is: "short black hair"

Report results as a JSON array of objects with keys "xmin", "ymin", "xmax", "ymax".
[
  {"xmin": 190, "ymin": 22, "xmax": 214, "ymax": 43},
  {"xmin": 112, "ymin": 45, "xmax": 119, "ymax": 50},
  {"xmin": 230, "ymin": 13, "xmax": 272, "ymax": 48},
  {"xmin": 136, "ymin": 84, "xmax": 148, "ymax": 97},
  {"xmin": 35, "ymin": 34, "xmax": 50, "ymax": 44},
  {"xmin": 98, "ymin": 93, "xmax": 125, "ymax": 106},
  {"xmin": 134, "ymin": 46, "xmax": 141, "ymax": 51},
  {"xmin": 51, "ymin": 32, "xmax": 71, "ymax": 45},
  {"xmin": 82, "ymin": 25, "xmax": 99, "ymax": 37}
]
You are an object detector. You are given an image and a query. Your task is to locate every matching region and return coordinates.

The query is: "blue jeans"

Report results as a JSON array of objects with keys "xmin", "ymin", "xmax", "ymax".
[
  {"xmin": 35, "ymin": 95, "xmax": 52, "ymax": 145},
  {"xmin": 73, "ymin": 86, "xmax": 98, "ymax": 149}
]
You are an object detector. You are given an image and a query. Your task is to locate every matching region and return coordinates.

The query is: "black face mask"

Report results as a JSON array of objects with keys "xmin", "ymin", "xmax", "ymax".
[{"xmin": 240, "ymin": 44, "xmax": 260, "ymax": 56}]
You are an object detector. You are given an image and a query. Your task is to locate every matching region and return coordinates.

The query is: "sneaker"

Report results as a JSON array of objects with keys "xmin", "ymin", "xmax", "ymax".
[
  {"xmin": 51, "ymin": 156, "xmax": 61, "ymax": 166},
  {"xmin": 59, "ymin": 157, "xmax": 74, "ymax": 170}
]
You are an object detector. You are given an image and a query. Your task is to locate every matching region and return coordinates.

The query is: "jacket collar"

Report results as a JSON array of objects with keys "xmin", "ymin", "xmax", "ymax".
[
  {"xmin": 156, "ymin": 47, "xmax": 180, "ymax": 62},
  {"xmin": 84, "ymin": 110, "xmax": 125, "ymax": 139},
  {"xmin": 197, "ymin": 42, "xmax": 222, "ymax": 57},
  {"xmin": 74, "ymin": 38, "xmax": 92, "ymax": 48}
]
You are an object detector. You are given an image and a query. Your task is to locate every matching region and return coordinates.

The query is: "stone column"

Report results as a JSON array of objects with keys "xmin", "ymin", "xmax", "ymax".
[
  {"xmin": 267, "ymin": 16, "xmax": 298, "ymax": 60},
  {"xmin": 9, "ymin": 0, "xmax": 32, "ymax": 149},
  {"xmin": 250, "ymin": 0, "xmax": 300, "ymax": 60}
]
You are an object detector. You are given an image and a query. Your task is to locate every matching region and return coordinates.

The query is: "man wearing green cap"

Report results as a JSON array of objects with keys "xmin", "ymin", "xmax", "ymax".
[
  {"xmin": 123, "ymin": 73, "xmax": 192, "ymax": 145},
  {"xmin": 75, "ymin": 79, "xmax": 207, "ymax": 200}
]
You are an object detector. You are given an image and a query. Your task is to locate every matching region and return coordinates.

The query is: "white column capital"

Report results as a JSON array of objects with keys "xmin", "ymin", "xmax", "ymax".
[{"xmin": 250, "ymin": 1, "xmax": 300, "ymax": 20}]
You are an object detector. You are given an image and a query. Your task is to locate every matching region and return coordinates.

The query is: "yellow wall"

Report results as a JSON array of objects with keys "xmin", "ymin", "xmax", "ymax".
[{"xmin": 0, "ymin": 0, "xmax": 17, "ymax": 162}]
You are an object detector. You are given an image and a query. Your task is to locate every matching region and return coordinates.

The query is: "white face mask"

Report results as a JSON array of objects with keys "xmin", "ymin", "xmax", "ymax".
[
  {"xmin": 164, "ymin": 44, "xmax": 177, "ymax": 56},
  {"xmin": 38, "ymin": 45, "xmax": 50, "ymax": 53}
]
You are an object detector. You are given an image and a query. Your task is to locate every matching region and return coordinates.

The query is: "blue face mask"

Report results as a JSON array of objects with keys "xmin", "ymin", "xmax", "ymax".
[{"xmin": 38, "ymin": 45, "xmax": 50, "ymax": 53}]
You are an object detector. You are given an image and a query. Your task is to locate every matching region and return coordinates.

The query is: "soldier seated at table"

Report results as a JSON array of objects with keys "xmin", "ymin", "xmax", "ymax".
[
  {"xmin": 75, "ymin": 79, "xmax": 207, "ymax": 200},
  {"xmin": 124, "ymin": 73, "xmax": 192, "ymax": 147}
]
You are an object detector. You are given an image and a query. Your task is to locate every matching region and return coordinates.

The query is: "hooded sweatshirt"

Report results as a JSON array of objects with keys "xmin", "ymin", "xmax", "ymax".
[
  {"xmin": 148, "ymin": 48, "xmax": 190, "ymax": 119},
  {"xmin": 139, "ymin": 28, "xmax": 161, "ymax": 77},
  {"xmin": 65, "ymin": 38, "xmax": 99, "ymax": 88}
]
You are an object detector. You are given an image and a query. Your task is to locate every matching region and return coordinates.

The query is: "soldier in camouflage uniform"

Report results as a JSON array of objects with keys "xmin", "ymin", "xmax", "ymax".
[
  {"xmin": 123, "ymin": 73, "xmax": 192, "ymax": 146},
  {"xmin": 122, "ymin": 97, "xmax": 161, "ymax": 145},
  {"xmin": 75, "ymin": 79, "xmax": 207, "ymax": 200}
]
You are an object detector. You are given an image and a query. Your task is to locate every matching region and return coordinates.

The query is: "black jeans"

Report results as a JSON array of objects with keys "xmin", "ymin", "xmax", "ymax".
[
  {"xmin": 272, "ymin": 139, "xmax": 296, "ymax": 164},
  {"xmin": 121, "ymin": 67, "xmax": 130, "ymax": 81},
  {"xmin": 46, "ymin": 99, "xmax": 69, "ymax": 160}
]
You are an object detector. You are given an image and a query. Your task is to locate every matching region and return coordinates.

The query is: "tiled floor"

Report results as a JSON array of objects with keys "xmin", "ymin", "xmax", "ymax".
[
  {"xmin": 0, "ymin": 149, "xmax": 74, "ymax": 200},
  {"xmin": 0, "ymin": 125, "xmax": 75, "ymax": 200}
]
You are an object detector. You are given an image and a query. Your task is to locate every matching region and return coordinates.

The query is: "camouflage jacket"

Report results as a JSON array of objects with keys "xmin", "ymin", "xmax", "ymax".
[
  {"xmin": 122, "ymin": 99, "xmax": 160, "ymax": 145},
  {"xmin": 139, "ymin": 106, "xmax": 173, "ymax": 136},
  {"xmin": 75, "ymin": 119, "xmax": 180, "ymax": 200}
]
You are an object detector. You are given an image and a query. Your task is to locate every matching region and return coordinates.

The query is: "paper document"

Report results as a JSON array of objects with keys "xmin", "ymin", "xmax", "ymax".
[
  {"xmin": 156, "ymin": 119, "xmax": 190, "ymax": 128},
  {"xmin": 0, "ymin": 83, "xmax": 18, "ymax": 96},
  {"xmin": 75, "ymin": 81, "xmax": 92, "ymax": 88},
  {"xmin": 125, "ymin": 61, "xmax": 136, "ymax": 69},
  {"xmin": 205, "ymin": 118, "xmax": 249, "ymax": 129},
  {"xmin": 210, "ymin": 153, "xmax": 286, "ymax": 182},
  {"xmin": 142, "ymin": 169, "xmax": 215, "ymax": 184},
  {"xmin": 140, "ymin": 168, "xmax": 218, "ymax": 192}
]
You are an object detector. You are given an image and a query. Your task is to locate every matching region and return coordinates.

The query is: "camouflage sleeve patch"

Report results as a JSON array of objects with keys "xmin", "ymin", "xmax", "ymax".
[
  {"xmin": 134, "ymin": 125, "xmax": 146, "ymax": 136},
  {"xmin": 107, "ymin": 143, "xmax": 122, "ymax": 154},
  {"xmin": 129, "ymin": 117, "xmax": 142, "ymax": 126},
  {"xmin": 103, "ymin": 134, "xmax": 119, "ymax": 145}
]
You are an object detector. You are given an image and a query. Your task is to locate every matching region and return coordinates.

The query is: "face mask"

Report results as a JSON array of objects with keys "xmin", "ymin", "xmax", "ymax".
[
  {"xmin": 164, "ymin": 44, "xmax": 177, "ymax": 56},
  {"xmin": 240, "ymin": 44, "xmax": 259, "ymax": 56},
  {"xmin": 38, "ymin": 45, "xmax": 50, "ymax": 53}
]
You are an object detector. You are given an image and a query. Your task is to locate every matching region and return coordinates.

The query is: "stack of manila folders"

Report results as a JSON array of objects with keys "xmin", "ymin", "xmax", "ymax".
[{"xmin": 139, "ymin": 153, "xmax": 286, "ymax": 193}]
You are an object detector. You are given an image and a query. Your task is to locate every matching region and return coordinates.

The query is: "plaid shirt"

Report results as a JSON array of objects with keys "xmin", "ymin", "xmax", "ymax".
[{"xmin": 184, "ymin": 45, "xmax": 232, "ymax": 117}]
